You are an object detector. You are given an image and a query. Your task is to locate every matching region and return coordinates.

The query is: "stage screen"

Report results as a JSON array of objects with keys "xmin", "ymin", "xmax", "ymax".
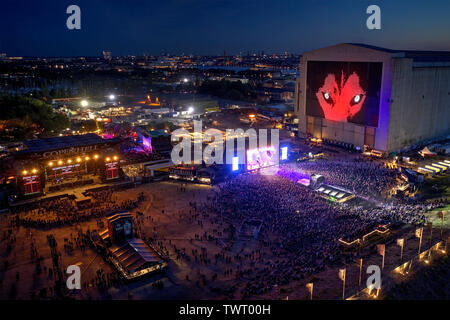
[
  {"xmin": 23, "ymin": 175, "xmax": 40, "ymax": 195},
  {"xmin": 246, "ymin": 147, "xmax": 276, "ymax": 171},
  {"xmin": 306, "ymin": 61, "xmax": 382, "ymax": 127},
  {"xmin": 105, "ymin": 161, "xmax": 119, "ymax": 180},
  {"xmin": 281, "ymin": 147, "xmax": 288, "ymax": 160},
  {"xmin": 232, "ymin": 156, "xmax": 239, "ymax": 171}
]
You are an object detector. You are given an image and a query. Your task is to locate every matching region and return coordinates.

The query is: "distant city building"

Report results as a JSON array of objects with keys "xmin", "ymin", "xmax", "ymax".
[{"xmin": 256, "ymin": 86, "xmax": 294, "ymax": 103}]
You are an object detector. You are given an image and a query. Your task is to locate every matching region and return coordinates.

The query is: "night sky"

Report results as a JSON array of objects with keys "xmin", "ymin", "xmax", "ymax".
[{"xmin": 1, "ymin": 0, "xmax": 449, "ymax": 57}]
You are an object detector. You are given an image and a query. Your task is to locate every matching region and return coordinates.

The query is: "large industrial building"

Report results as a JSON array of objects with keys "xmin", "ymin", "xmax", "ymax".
[{"xmin": 295, "ymin": 43, "xmax": 450, "ymax": 153}]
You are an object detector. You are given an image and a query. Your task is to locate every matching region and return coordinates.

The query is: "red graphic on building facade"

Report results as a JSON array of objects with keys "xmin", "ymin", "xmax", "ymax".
[{"xmin": 316, "ymin": 72, "xmax": 366, "ymax": 122}]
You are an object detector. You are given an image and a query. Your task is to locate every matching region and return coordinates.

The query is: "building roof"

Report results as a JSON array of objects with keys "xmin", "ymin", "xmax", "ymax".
[
  {"xmin": 346, "ymin": 43, "xmax": 398, "ymax": 53},
  {"xmin": 109, "ymin": 238, "xmax": 161, "ymax": 273},
  {"xmin": 14, "ymin": 133, "xmax": 120, "ymax": 156},
  {"xmin": 347, "ymin": 43, "xmax": 450, "ymax": 62},
  {"xmin": 148, "ymin": 129, "xmax": 170, "ymax": 138}
]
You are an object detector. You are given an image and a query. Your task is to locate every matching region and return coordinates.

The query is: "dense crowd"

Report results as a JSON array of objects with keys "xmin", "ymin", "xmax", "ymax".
[
  {"xmin": 197, "ymin": 169, "xmax": 443, "ymax": 297},
  {"xmin": 2, "ymin": 153, "xmax": 448, "ymax": 300},
  {"xmin": 295, "ymin": 158, "xmax": 399, "ymax": 199},
  {"xmin": 12, "ymin": 189, "xmax": 140, "ymax": 228}
]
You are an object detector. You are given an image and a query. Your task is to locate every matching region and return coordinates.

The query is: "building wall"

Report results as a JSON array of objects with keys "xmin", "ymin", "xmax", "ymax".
[
  {"xmin": 295, "ymin": 43, "xmax": 394, "ymax": 150},
  {"xmin": 387, "ymin": 59, "xmax": 450, "ymax": 151}
]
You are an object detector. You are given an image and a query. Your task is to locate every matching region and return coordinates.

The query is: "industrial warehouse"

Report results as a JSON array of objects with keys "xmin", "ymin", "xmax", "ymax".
[{"xmin": 295, "ymin": 43, "xmax": 450, "ymax": 153}]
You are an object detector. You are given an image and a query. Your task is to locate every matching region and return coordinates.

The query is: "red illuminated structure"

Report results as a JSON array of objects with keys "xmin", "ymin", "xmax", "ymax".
[
  {"xmin": 316, "ymin": 72, "xmax": 366, "ymax": 122},
  {"xmin": 12, "ymin": 134, "xmax": 122, "ymax": 198},
  {"xmin": 297, "ymin": 43, "xmax": 450, "ymax": 152},
  {"xmin": 22, "ymin": 172, "xmax": 40, "ymax": 195}
]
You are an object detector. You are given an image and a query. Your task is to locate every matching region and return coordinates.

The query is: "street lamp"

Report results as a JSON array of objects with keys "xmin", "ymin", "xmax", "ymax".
[
  {"xmin": 81, "ymin": 100, "xmax": 89, "ymax": 107},
  {"xmin": 109, "ymin": 94, "xmax": 115, "ymax": 100},
  {"xmin": 188, "ymin": 106, "xmax": 194, "ymax": 114}
]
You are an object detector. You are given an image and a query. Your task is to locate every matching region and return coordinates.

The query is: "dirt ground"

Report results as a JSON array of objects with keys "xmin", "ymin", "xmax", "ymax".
[{"xmin": 0, "ymin": 179, "xmax": 448, "ymax": 300}]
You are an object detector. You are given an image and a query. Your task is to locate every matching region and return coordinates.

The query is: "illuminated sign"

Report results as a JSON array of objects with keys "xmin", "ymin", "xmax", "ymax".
[
  {"xmin": 105, "ymin": 161, "xmax": 118, "ymax": 169},
  {"xmin": 106, "ymin": 161, "xmax": 119, "ymax": 180},
  {"xmin": 51, "ymin": 164, "xmax": 81, "ymax": 171},
  {"xmin": 232, "ymin": 156, "xmax": 239, "ymax": 171},
  {"xmin": 23, "ymin": 175, "xmax": 39, "ymax": 184},
  {"xmin": 23, "ymin": 175, "xmax": 40, "ymax": 195},
  {"xmin": 281, "ymin": 147, "xmax": 288, "ymax": 160},
  {"xmin": 42, "ymin": 145, "xmax": 99, "ymax": 158}
]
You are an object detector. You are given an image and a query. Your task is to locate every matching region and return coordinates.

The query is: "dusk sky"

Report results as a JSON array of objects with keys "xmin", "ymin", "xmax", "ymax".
[{"xmin": 1, "ymin": 0, "xmax": 449, "ymax": 56}]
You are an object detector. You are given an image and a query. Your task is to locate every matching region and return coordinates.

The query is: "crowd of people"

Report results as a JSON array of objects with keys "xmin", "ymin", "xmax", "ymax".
[
  {"xmin": 2, "ymin": 151, "xmax": 448, "ymax": 300},
  {"xmin": 12, "ymin": 189, "xmax": 141, "ymax": 229},
  {"xmin": 195, "ymin": 167, "xmax": 445, "ymax": 298},
  {"xmin": 295, "ymin": 158, "xmax": 399, "ymax": 199}
]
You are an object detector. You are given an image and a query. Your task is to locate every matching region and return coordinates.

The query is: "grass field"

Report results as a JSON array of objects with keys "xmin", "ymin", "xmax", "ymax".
[
  {"xmin": 431, "ymin": 204, "xmax": 450, "ymax": 212},
  {"xmin": 426, "ymin": 204, "xmax": 450, "ymax": 229}
]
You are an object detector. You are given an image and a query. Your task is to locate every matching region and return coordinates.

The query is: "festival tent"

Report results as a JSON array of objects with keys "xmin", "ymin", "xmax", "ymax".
[{"xmin": 418, "ymin": 147, "xmax": 437, "ymax": 157}]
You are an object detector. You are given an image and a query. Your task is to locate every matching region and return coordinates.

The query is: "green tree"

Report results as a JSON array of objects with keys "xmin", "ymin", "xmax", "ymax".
[
  {"xmin": 82, "ymin": 119, "xmax": 98, "ymax": 132},
  {"xmin": 0, "ymin": 95, "xmax": 70, "ymax": 140}
]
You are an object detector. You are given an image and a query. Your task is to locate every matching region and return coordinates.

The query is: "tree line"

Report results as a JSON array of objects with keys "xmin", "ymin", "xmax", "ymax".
[{"xmin": 0, "ymin": 95, "xmax": 70, "ymax": 141}]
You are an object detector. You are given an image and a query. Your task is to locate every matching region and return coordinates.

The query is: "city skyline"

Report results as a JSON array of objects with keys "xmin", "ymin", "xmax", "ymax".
[{"xmin": 1, "ymin": 0, "xmax": 450, "ymax": 57}]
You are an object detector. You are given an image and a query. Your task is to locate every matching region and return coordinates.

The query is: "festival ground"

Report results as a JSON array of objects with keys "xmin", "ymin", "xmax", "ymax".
[{"xmin": 0, "ymin": 178, "xmax": 448, "ymax": 300}]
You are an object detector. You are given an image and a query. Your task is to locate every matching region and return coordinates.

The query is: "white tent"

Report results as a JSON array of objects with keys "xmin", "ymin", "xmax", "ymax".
[{"xmin": 419, "ymin": 146, "xmax": 437, "ymax": 157}]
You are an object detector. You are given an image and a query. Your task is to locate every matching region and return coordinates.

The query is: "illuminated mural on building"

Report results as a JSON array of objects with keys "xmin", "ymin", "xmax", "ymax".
[{"xmin": 306, "ymin": 61, "xmax": 382, "ymax": 127}]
